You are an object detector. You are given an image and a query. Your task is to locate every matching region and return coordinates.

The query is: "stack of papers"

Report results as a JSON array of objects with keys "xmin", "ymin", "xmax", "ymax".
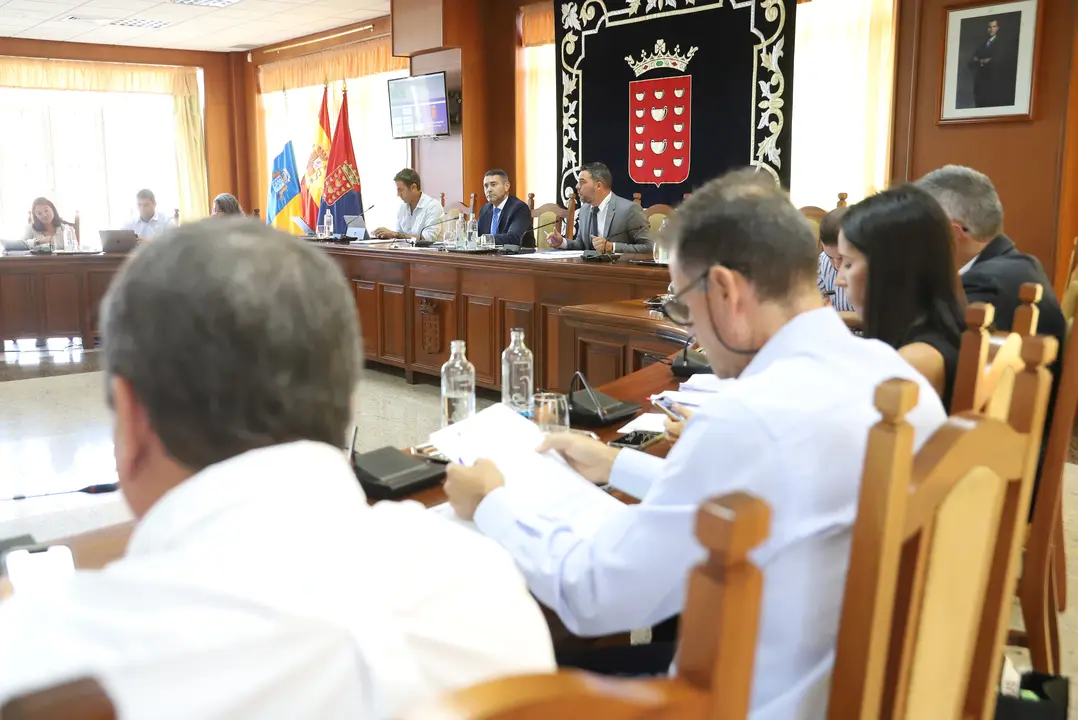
[
  {"xmin": 679, "ymin": 373, "xmax": 727, "ymax": 393},
  {"xmin": 428, "ymin": 404, "xmax": 623, "ymax": 535}
]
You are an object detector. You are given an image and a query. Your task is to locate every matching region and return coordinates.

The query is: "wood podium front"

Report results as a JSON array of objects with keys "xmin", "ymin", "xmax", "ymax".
[
  {"xmin": 319, "ymin": 244, "xmax": 670, "ymax": 392},
  {"xmin": 0, "ymin": 254, "xmax": 125, "ymax": 347},
  {"xmin": 559, "ymin": 299, "xmax": 690, "ymax": 389}
]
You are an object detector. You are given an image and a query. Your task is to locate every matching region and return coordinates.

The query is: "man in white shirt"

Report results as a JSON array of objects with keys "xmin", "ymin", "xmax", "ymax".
[
  {"xmin": 443, "ymin": 170, "xmax": 947, "ymax": 718},
  {"xmin": 373, "ymin": 168, "xmax": 443, "ymax": 245},
  {"xmin": 0, "ymin": 220, "xmax": 554, "ymax": 717},
  {"xmin": 121, "ymin": 189, "xmax": 173, "ymax": 239}
]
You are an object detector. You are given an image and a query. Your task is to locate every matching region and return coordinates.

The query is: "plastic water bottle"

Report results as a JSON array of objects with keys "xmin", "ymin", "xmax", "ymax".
[
  {"xmin": 324, "ymin": 211, "xmax": 334, "ymax": 238},
  {"xmin": 441, "ymin": 340, "xmax": 476, "ymax": 427},
  {"xmin": 501, "ymin": 328, "xmax": 534, "ymax": 414},
  {"xmin": 455, "ymin": 215, "xmax": 466, "ymax": 249},
  {"xmin": 466, "ymin": 213, "xmax": 478, "ymax": 249}
]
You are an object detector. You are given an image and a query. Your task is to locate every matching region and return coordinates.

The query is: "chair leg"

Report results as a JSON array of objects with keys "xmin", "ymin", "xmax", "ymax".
[
  {"xmin": 1020, "ymin": 569, "xmax": 1057, "ymax": 675},
  {"xmin": 1047, "ymin": 566, "xmax": 1062, "ymax": 671},
  {"xmin": 1053, "ymin": 509, "xmax": 1067, "ymax": 612}
]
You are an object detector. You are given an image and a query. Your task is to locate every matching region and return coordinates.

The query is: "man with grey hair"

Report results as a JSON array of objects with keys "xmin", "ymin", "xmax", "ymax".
[
  {"xmin": 0, "ymin": 220, "xmax": 555, "ymax": 715},
  {"xmin": 444, "ymin": 169, "xmax": 946, "ymax": 716},
  {"xmin": 918, "ymin": 164, "xmax": 1066, "ymax": 499}
]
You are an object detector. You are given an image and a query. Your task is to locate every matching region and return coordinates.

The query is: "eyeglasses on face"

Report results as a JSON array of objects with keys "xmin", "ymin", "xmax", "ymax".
[{"xmin": 661, "ymin": 270, "xmax": 710, "ymax": 326}]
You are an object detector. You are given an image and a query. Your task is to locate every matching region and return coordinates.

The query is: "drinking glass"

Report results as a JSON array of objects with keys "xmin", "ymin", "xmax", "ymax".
[
  {"xmin": 531, "ymin": 392, "xmax": 570, "ymax": 433},
  {"xmin": 480, "ymin": 234, "xmax": 495, "ymax": 250},
  {"xmin": 316, "ymin": 224, "xmax": 328, "ymax": 239}
]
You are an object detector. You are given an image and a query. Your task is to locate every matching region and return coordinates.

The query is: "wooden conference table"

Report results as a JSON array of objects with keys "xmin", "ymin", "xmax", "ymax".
[
  {"xmin": 0, "ymin": 253, "xmax": 125, "ymax": 347},
  {"xmin": 0, "ymin": 244, "xmax": 671, "ymax": 394}
]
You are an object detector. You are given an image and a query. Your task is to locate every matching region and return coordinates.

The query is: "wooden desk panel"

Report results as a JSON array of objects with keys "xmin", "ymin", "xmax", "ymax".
[
  {"xmin": 319, "ymin": 244, "xmax": 669, "ymax": 392},
  {"xmin": 0, "ymin": 255, "xmax": 125, "ymax": 346},
  {"xmin": 560, "ymin": 299, "xmax": 691, "ymax": 388}
]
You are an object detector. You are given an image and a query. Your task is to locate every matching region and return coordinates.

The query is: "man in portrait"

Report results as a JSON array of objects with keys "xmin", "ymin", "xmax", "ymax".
[{"xmin": 967, "ymin": 17, "xmax": 1017, "ymax": 108}]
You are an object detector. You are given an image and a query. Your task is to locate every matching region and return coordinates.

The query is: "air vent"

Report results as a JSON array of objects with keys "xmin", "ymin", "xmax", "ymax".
[
  {"xmin": 110, "ymin": 18, "xmax": 171, "ymax": 29},
  {"xmin": 171, "ymin": 0, "xmax": 242, "ymax": 7}
]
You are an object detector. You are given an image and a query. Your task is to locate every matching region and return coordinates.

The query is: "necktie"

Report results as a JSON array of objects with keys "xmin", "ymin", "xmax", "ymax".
[{"xmin": 492, "ymin": 207, "xmax": 501, "ymax": 234}]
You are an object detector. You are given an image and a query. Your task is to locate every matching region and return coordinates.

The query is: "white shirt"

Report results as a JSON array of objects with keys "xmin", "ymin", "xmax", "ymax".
[
  {"xmin": 395, "ymin": 193, "xmax": 443, "ymax": 244},
  {"xmin": 593, "ymin": 192, "xmax": 613, "ymax": 239},
  {"xmin": 122, "ymin": 210, "xmax": 173, "ymax": 239},
  {"xmin": 0, "ymin": 442, "xmax": 554, "ymax": 718},
  {"xmin": 473, "ymin": 308, "xmax": 947, "ymax": 719},
  {"xmin": 959, "ymin": 255, "xmax": 978, "ymax": 275}
]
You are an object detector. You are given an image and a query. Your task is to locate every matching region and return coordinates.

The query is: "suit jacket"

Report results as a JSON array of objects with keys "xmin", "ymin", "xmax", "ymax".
[
  {"xmin": 962, "ymin": 234, "xmax": 1065, "ymax": 499},
  {"xmin": 477, "ymin": 195, "xmax": 533, "ymax": 248},
  {"xmin": 566, "ymin": 193, "xmax": 652, "ymax": 254}
]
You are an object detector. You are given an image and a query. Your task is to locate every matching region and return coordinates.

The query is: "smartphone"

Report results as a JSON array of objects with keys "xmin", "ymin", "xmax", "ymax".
[
  {"xmin": 2, "ymin": 545, "xmax": 75, "ymax": 592},
  {"xmin": 652, "ymin": 396, "xmax": 686, "ymax": 422},
  {"xmin": 608, "ymin": 430, "xmax": 664, "ymax": 450}
]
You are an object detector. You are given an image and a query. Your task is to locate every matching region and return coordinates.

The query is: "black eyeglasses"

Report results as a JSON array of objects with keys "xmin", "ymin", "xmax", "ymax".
[{"xmin": 661, "ymin": 271, "xmax": 710, "ymax": 326}]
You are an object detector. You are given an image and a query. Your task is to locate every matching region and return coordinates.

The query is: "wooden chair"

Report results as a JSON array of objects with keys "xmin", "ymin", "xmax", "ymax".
[
  {"xmin": 1, "ymin": 678, "xmax": 115, "ymax": 719},
  {"xmin": 527, "ymin": 193, "xmax": 576, "ymax": 250},
  {"xmin": 438, "ymin": 193, "xmax": 478, "ymax": 242},
  {"xmin": 1000, "ymin": 284, "xmax": 1074, "ymax": 673},
  {"xmin": 1059, "ymin": 236, "xmax": 1078, "ymax": 325},
  {"xmin": 403, "ymin": 492, "xmax": 771, "ymax": 719},
  {"xmin": 800, "ymin": 192, "xmax": 849, "ymax": 248},
  {"xmin": 643, "ymin": 204, "xmax": 676, "ymax": 235},
  {"xmin": 73, "ymin": 210, "xmax": 81, "ymax": 246},
  {"xmin": 830, "ymin": 337, "xmax": 1054, "ymax": 719},
  {"xmin": 950, "ymin": 303, "xmax": 1025, "ymax": 419}
]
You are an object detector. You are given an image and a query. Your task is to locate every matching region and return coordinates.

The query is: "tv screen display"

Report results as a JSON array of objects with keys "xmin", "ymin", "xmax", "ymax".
[{"xmin": 388, "ymin": 72, "xmax": 450, "ymax": 139}]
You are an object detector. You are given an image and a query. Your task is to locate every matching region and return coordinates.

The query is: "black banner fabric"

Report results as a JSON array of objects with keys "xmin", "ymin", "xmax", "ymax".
[{"xmin": 555, "ymin": 0, "xmax": 797, "ymax": 206}]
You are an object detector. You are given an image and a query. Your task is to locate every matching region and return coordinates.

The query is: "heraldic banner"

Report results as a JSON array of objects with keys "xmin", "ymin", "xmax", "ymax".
[{"xmin": 555, "ymin": 0, "xmax": 796, "ymax": 206}]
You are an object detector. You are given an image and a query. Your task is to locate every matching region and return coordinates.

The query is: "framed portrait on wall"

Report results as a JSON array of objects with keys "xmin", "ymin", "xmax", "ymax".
[{"xmin": 938, "ymin": 0, "xmax": 1041, "ymax": 124}]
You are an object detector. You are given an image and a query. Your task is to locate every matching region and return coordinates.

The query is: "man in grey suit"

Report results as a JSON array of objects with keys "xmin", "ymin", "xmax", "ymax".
[{"xmin": 549, "ymin": 162, "xmax": 652, "ymax": 254}]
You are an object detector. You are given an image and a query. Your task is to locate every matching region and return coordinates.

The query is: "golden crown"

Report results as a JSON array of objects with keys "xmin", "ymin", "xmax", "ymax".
[{"xmin": 625, "ymin": 40, "xmax": 698, "ymax": 78}]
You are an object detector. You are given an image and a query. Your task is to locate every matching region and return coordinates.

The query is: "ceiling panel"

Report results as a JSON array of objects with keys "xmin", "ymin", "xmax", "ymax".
[{"xmin": 0, "ymin": 0, "xmax": 392, "ymax": 52}]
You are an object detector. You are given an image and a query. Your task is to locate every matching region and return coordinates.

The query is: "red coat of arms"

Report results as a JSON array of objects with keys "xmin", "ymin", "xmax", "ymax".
[{"xmin": 626, "ymin": 40, "xmax": 696, "ymax": 187}]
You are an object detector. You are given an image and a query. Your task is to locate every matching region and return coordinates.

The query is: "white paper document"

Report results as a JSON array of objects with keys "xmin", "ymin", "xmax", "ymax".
[
  {"xmin": 511, "ymin": 250, "xmax": 587, "ymax": 259},
  {"xmin": 678, "ymin": 373, "xmax": 727, "ymax": 393},
  {"xmin": 347, "ymin": 238, "xmax": 395, "ymax": 245},
  {"xmin": 617, "ymin": 413, "xmax": 668, "ymax": 434},
  {"xmin": 428, "ymin": 404, "xmax": 624, "ymax": 537},
  {"xmin": 650, "ymin": 390, "xmax": 714, "ymax": 409}
]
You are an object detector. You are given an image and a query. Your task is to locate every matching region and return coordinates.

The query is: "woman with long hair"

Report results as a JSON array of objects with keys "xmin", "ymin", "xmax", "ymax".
[
  {"xmin": 836, "ymin": 185, "xmax": 966, "ymax": 409},
  {"xmin": 23, "ymin": 197, "xmax": 78, "ymax": 250},
  {"xmin": 211, "ymin": 193, "xmax": 244, "ymax": 217}
]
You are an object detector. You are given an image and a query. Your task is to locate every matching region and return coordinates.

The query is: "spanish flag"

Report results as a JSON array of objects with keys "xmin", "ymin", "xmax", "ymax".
[
  {"xmin": 266, "ymin": 140, "xmax": 302, "ymax": 233},
  {"xmin": 318, "ymin": 87, "xmax": 363, "ymax": 233},
  {"xmin": 300, "ymin": 86, "xmax": 332, "ymax": 229}
]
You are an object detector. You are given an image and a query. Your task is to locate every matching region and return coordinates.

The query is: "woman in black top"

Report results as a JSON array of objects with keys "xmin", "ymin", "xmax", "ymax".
[{"xmin": 836, "ymin": 185, "xmax": 966, "ymax": 410}]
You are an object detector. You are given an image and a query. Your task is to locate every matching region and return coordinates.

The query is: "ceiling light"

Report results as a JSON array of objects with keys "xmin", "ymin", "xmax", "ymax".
[
  {"xmin": 171, "ymin": 0, "xmax": 243, "ymax": 7},
  {"xmin": 110, "ymin": 18, "xmax": 171, "ymax": 29}
]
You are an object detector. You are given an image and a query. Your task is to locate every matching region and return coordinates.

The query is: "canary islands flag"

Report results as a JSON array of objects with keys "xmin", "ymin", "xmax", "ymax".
[
  {"xmin": 300, "ymin": 86, "xmax": 332, "ymax": 228},
  {"xmin": 266, "ymin": 141, "xmax": 302, "ymax": 233}
]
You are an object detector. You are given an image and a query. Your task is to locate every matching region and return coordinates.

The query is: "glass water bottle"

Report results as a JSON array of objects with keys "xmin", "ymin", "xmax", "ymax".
[
  {"xmin": 501, "ymin": 329, "xmax": 534, "ymax": 415},
  {"xmin": 441, "ymin": 340, "xmax": 476, "ymax": 427}
]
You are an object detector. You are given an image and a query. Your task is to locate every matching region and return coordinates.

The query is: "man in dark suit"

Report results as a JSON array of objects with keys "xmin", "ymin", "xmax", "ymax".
[
  {"xmin": 477, "ymin": 169, "xmax": 533, "ymax": 248},
  {"xmin": 919, "ymin": 165, "xmax": 1065, "ymax": 502},
  {"xmin": 968, "ymin": 17, "xmax": 1014, "ymax": 108},
  {"xmin": 548, "ymin": 162, "xmax": 652, "ymax": 254}
]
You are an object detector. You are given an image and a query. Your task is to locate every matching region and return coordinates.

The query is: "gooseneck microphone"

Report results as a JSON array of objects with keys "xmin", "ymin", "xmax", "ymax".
[{"xmin": 3, "ymin": 483, "xmax": 119, "ymax": 501}]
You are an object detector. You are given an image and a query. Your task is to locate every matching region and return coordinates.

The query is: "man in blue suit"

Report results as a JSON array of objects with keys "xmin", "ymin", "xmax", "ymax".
[{"xmin": 477, "ymin": 169, "xmax": 533, "ymax": 248}]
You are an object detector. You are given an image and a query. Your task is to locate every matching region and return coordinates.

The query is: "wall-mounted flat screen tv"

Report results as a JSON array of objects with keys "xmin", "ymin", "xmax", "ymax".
[{"xmin": 388, "ymin": 72, "xmax": 451, "ymax": 139}]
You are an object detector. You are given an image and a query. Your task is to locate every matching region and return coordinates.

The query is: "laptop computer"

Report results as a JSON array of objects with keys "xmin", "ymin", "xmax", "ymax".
[
  {"xmin": 99, "ymin": 230, "xmax": 138, "ymax": 254},
  {"xmin": 343, "ymin": 215, "xmax": 366, "ymax": 240},
  {"xmin": 0, "ymin": 238, "xmax": 31, "ymax": 253},
  {"xmin": 292, "ymin": 216, "xmax": 317, "ymax": 236}
]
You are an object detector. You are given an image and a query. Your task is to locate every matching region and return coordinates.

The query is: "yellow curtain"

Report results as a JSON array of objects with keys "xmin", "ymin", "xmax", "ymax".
[
  {"xmin": 174, "ymin": 93, "xmax": 209, "ymax": 223},
  {"xmin": 788, "ymin": 0, "xmax": 895, "ymax": 208},
  {"xmin": 0, "ymin": 57, "xmax": 208, "ymax": 223},
  {"xmin": 259, "ymin": 36, "xmax": 407, "ymax": 92},
  {"xmin": 521, "ymin": 3, "xmax": 555, "ymax": 47},
  {"xmin": 0, "ymin": 56, "xmax": 197, "ymax": 95}
]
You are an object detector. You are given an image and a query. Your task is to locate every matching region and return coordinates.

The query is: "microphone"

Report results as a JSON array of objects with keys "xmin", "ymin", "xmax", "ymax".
[
  {"xmin": 3, "ymin": 483, "xmax": 119, "ymax": 502},
  {"xmin": 346, "ymin": 206, "xmax": 374, "ymax": 228},
  {"xmin": 670, "ymin": 335, "xmax": 710, "ymax": 377}
]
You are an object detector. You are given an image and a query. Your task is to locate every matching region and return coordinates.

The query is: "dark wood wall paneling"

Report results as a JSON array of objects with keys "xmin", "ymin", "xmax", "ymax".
[{"xmin": 891, "ymin": 0, "xmax": 1078, "ymax": 281}]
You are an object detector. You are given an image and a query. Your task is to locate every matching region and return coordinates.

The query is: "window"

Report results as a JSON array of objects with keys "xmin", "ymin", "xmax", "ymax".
[
  {"xmin": 261, "ymin": 73, "xmax": 412, "ymax": 233},
  {"xmin": 0, "ymin": 88, "xmax": 182, "ymax": 247},
  {"xmin": 789, "ymin": 0, "xmax": 897, "ymax": 208},
  {"xmin": 519, "ymin": 44, "xmax": 558, "ymax": 205}
]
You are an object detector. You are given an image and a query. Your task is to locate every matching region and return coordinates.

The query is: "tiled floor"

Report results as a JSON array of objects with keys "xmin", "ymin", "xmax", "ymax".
[{"xmin": 0, "ymin": 342, "xmax": 1075, "ymax": 713}]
